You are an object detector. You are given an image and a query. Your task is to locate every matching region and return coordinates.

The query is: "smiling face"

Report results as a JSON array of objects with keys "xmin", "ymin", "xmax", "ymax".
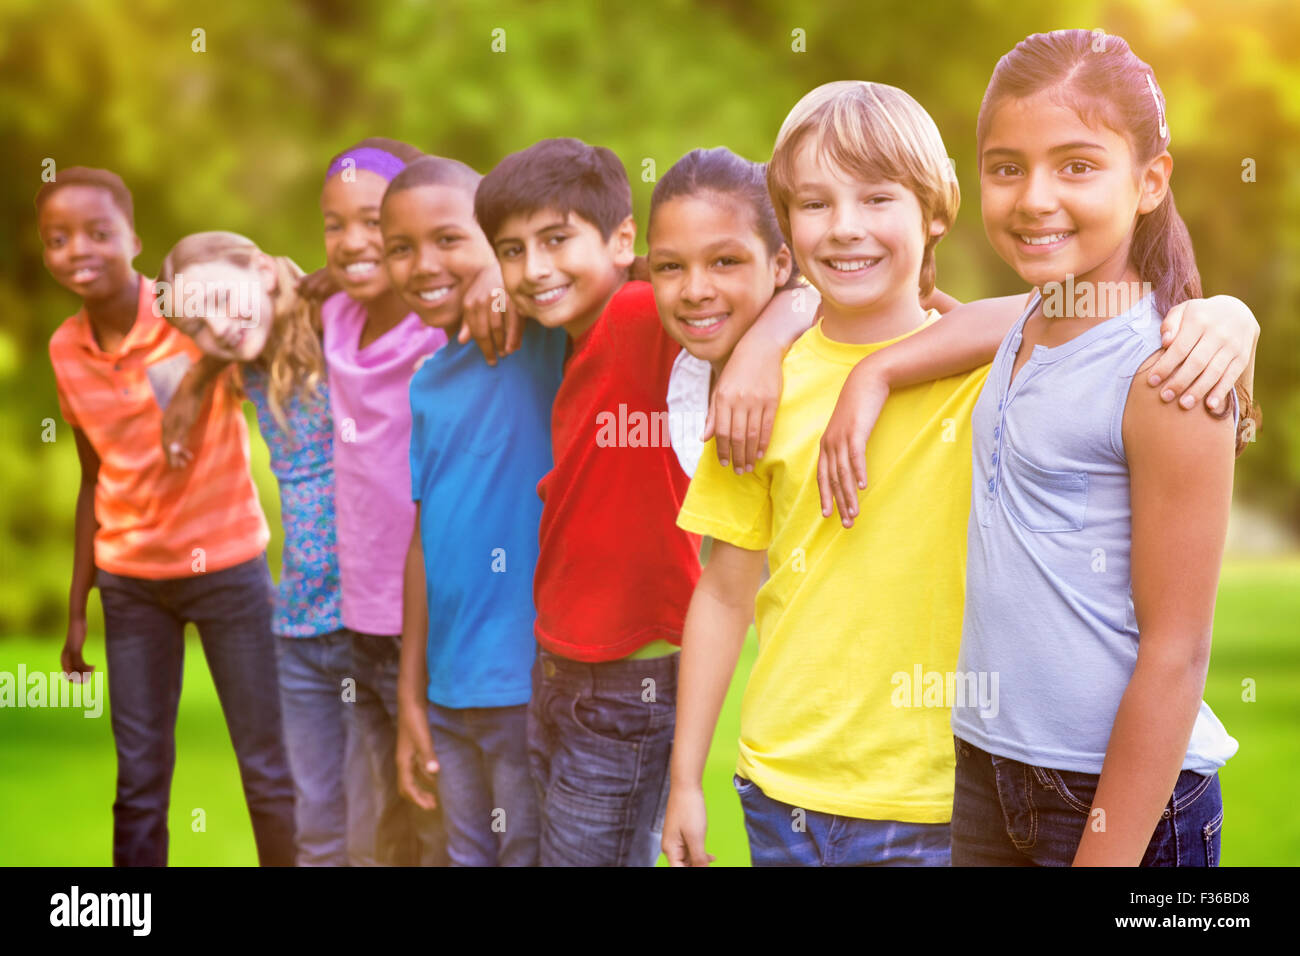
[
  {"xmin": 321, "ymin": 169, "xmax": 395, "ymax": 302},
  {"xmin": 786, "ymin": 134, "xmax": 940, "ymax": 328},
  {"xmin": 168, "ymin": 258, "xmax": 277, "ymax": 362},
  {"xmin": 492, "ymin": 207, "xmax": 635, "ymax": 338},
  {"xmin": 648, "ymin": 192, "xmax": 792, "ymax": 369},
  {"xmin": 382, "ymin": 184, "xmax": 495, "ymax": 329},
  {"xmin": 38, "ymin": 185, "xmax": 140, "ymax": 302},
  {"xmin": 979, "ymin": 89, "xmax": 1169, "ymax": 292}
]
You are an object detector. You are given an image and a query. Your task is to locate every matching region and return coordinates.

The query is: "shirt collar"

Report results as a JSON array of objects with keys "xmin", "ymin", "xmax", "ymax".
[{"xmin": 74, "ymin": 275, "xmax": 164, "ymax": 358}]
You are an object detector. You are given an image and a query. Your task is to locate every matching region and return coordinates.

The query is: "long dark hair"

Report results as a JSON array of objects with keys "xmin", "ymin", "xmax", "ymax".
[{"xmin": 979, "ymin": 30, "xmax": 1257, "ymax": 452}]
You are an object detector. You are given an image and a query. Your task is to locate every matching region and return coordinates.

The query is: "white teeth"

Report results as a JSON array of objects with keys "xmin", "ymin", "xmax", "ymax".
[
  {"xmin": 533, "ymin": 285, "xmax": 568, "ymax": 305},
  {"xmin": 680, "ymin": 314, "xmax": 726, "ymax": 328},
  {"xmin": 73, "ymin": 269, "xmax": 98, "ymax": 282},
  {"xmin": 345, "ymin": 262, "xmax": 378, "ymax": 276},
  {"xmin": 827, "ymin": 258, "xmax": 875, "ymax": 272},
  {"xmin": 1019, "ymin": 233, "xmax": 1071, "ymax": 245},
  {"xmin": 417, "ymin": 287, "xmax": 452, "ymax": 304}
]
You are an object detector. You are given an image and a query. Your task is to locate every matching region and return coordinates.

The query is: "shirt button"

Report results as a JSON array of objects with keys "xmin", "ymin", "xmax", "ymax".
[
  {"xmin": 992, "ymin": 453, "xmax": 998, "ymax": 465},
  {"xmin": 994, "ymin": 427, "xmax": 1000, "ymax": 439},
  {"xmin": 998, "ymin": 399, "xmax": 1004, "ymax": 411},
  {"xmin": 987, "ymin": 478, "xmax": 995, "ymax": 491}
]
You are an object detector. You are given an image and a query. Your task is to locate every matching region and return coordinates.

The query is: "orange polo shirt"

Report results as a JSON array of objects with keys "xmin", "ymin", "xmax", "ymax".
[{"xmin": 48, "ymin": 275, "xmax": 268, "ymax": 579}]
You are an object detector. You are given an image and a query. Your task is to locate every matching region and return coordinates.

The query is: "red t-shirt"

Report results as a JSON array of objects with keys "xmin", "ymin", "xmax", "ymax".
[{"xmin": 535, "ymin": 280, "xmax": 702, "ymax": 661}]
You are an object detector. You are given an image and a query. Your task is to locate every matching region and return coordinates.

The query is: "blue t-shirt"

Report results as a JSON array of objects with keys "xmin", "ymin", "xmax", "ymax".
[{"xmin": 409, "ymin": 321, "xmax": 567, "ymax": 708}]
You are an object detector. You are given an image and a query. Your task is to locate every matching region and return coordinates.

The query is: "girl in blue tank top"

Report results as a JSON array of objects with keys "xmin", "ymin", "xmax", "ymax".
[{"xmin": 814, "ymin": 30, "xmax": 1261, "ymax": 867}]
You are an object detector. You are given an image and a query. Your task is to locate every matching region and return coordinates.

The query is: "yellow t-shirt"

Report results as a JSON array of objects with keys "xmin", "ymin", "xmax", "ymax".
[{"xmin": 677, "ymin": 314, "xmax": 990, "ymax": 822}]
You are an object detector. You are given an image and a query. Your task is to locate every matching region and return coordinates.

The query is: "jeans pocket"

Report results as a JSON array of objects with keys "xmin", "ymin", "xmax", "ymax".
[
  {"xmin": 1033, "ymin": 766, "xmax": 1096, "ymax": 815},
  {"xmin": 569, "ymin": 692, "xmax": 647, "ymax": 750},
  {"xmin": 732, "ymin": 774, "xmax": 758, "ymax": 795}
]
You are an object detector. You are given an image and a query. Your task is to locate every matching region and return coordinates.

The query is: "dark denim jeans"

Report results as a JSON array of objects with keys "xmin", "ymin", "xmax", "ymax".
[
  {"xmin": 347, "ymin": 632, "xmax": 447, "ymax": 866},
  {"xmin": 275, "ymin": 629, "xmax": 366, "ymax": 866},
  {"xmin": 425, "ymin": 701, "xmax": 538, "ymax": 866},
  {"xmin": 527, "ymin": 649, "xmax": 676, "ymax": 867},
  {"xmin": 97, "ymin": 553, "xmax": 296, "ymax": 867},
  {"xmin": 733, "ymin": 775, "xmax": 952, "ymax": 866},
  {"xmin": 951, "ymin": 736, "xmax": 1224, "ymax": 866}
]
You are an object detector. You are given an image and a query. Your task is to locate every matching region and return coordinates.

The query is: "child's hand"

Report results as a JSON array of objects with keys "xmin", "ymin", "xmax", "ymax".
[
  {"xmin": 662, "ymin": 782, "xmax": 713, "ymax": 866},
  {"xmin": 1148, "ymin": 295, "xmax": 1258, "ymax": 413},
  {"xmin": 296, "ymin": 267, "xmax": 339, "ymax": 303},
  {"xmin": 458, "ymin": 262, "xmax": 523, "ymax": 365},
  {"xmin": 61, "ymin": 615, "xmax": 94, "ymax": 680},
  {"xmin": 703, "ymin": 339, "xmax": 783, "ymax": 474},
  {"xmin": 817, "ymin": 364, "xmax": 891, "ymax": 527},
  {"xmin": 396, "ymin": 701, "xmax": 439, "ymax": 810}
]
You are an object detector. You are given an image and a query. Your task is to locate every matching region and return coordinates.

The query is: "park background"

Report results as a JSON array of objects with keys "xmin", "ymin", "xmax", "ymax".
[{"xmin": 1, "ymin": 0, "xmax": 1297, "ymax": 865}]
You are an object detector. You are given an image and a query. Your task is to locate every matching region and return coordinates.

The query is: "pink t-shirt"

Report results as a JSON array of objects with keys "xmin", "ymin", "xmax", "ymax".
[{"xmin": 322, "ymin": 292, "xmax": 446, "ymax": 634}]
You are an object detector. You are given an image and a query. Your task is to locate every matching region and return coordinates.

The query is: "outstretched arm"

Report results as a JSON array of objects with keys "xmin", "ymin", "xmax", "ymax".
[{"xmin": 162, "ymin": 354, "xmax": 230, "ymax": 468}]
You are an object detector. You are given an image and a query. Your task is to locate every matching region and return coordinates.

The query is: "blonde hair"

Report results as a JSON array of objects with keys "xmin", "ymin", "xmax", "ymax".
[
  {"xmin": 157, "ymin": 231, "xmax": 325, "ymax": 437},
  {"xmin": 767, "ymin": 81, "xmax": 959, "ymax": 297}
]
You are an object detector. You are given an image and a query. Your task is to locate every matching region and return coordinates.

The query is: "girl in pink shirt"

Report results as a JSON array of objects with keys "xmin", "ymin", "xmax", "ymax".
[{"xmin": 317, "ymin": 137, "xmax": 448, "ymax": 866}]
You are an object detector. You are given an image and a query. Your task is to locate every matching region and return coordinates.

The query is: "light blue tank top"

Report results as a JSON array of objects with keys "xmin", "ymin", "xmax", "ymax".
[{"xmin": 951, "ymin": 291, "xmax": 1238, "ymax": 774}]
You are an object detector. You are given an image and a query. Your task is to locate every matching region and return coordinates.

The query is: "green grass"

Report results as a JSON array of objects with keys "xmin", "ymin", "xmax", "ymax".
[{"xmin": 1, "ymin": 556, "xmax": 1296, "ymax": 866}]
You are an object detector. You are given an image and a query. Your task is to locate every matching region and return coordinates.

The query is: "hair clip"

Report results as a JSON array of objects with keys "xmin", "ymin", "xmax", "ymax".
[{"xmin": 1146, "ymin": 74, "xmax": 1169, "ymax": 141}]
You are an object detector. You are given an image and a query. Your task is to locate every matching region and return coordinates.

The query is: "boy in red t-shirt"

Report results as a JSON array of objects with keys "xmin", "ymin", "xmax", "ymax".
[{"xmin": 474, "ymin": 139, "xmax": 702, "ymax": 865}]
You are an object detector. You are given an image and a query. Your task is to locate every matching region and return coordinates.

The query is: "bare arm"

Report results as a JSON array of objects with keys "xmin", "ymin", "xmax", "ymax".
[
  {"xmin": 705, "ymin": 284, "xmax": 822, "ymax": 473},
  {"xmin": 1073, "ymin": 355, "xmax": 1235, "ymax": 866},
  {"xmin": 396, "ymin": 506, "xmax": 438, "ymax": 810},
  {"xmin": 814, "ymin": 294, "xmax": 1027, "ymax": 524},
  {"xmin": 62, "ymin": 428, "xmax": 100, "ymax": 678},
  {"xmin": 162, "ymin": 354, "xmax": 230, "ymax": 468},
  {"xmin": 662, "ymin": 540, "xmax": 765, "ymax": 866}
]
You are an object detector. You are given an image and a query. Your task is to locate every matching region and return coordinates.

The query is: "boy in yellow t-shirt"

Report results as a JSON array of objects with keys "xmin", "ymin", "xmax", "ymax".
[{"xmin": 664, "ymin": 81, "xmax": 988, "ymax": 866}]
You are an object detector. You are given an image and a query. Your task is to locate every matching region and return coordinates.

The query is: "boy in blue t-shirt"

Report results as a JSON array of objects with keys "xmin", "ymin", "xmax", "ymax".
[{"xmin": 384, "ymin": 155, "xmax": 566, "ymax": 866}]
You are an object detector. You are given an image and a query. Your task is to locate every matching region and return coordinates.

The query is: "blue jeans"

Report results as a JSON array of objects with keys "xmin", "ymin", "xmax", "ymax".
[
  {"xmin": 275, "ymin": 629, "xmax": 370, "ymax": 866},
  {"xmin": 527, "ymin": 649, "xmax": 676, "ymax": 866},
  {"xmin": 425, "ymin": 701, "xmax": 538, "ymax": 866},
  {"xmin": 951, "ymin": 736, "xmax": 1224, "ymax": 866},
  {"xmin": 347, "ymin": 632, "xmax": 447, "ymax": 866},
  {"xmin": 97, "ymin": 553, "xmax": 296, "ymax": 867},
  {"xmin": 733, "ymin": 775, "xmax": 952, "ymax": 866}
]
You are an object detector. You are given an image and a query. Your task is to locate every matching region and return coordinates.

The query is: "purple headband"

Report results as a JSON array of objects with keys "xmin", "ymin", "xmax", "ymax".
[{"xmin": 324, "ymin": 147, "xmax": 407, "ymax": 184}]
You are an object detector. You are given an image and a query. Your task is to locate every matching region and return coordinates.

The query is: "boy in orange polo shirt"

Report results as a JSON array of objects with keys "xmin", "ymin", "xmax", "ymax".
[{"xmin": 40, "ymin": 167, "xmax": 295, "ymax": 866}]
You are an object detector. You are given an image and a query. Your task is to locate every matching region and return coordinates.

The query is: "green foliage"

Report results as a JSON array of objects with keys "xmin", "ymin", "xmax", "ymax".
[{"xmin": 2, "ymin": 0, "xmax": 1298, "ymax": 636}]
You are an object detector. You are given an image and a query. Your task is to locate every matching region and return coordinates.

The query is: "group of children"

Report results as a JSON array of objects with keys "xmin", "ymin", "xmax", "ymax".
[{"xmin": 41, "ymin": 28, "xmax": 1260, "ymax": 867}]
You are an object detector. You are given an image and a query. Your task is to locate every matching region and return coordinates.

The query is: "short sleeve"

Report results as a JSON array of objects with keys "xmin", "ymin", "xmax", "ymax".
[
  {"xmin": 676, "ymin": 437, "xmax": 772, "ymax": 551},
  {"xmin": 48, "ymin": 338, "xmax": 80, "ymax": 428}
]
